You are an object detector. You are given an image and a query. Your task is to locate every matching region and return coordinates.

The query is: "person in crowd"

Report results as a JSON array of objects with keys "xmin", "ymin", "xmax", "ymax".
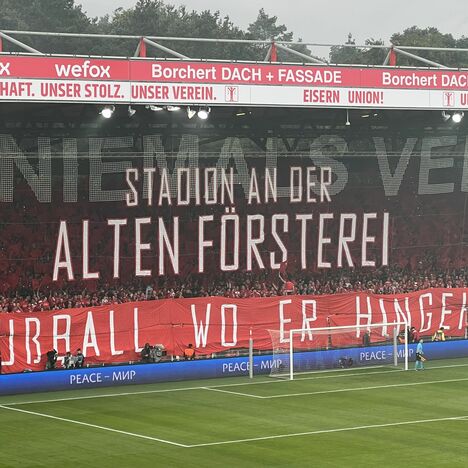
[
  {"xmin": 362, "ymin": 330, "xmax": 371, "ymax": 347},
  {"xmin": 410, "ymin": 327, "xmax": 420, "ymax": 343},
  {"xmin": 184, "ymin": 344, "xmax": 195, "ymax": 360},
  {"xmin": 415, "ymin": 339, "xmax": 425, "ymax": 371},
  {"xmin": 432, "ymin": 327, "xmax": 446, "ymax": 341},
  {"xmin": 63, "ymin": 351, "xmax": 75, "ymax": 369},
  {"xmin": 141, "ymin": 343, "xmax": 152, "ymax": 363},
  {"xmin": 74, "ymin": 348, "xmax": 85, "ymax": 368},
  {"xmin": 46, "ymin": 349, "xmax": 57, "ymax": 370}
]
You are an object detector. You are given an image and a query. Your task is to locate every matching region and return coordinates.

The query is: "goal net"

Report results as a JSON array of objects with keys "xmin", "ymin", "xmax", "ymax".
[{"xmin": 268, "ymin": 321, "xmax": 409, "ymax": 380}]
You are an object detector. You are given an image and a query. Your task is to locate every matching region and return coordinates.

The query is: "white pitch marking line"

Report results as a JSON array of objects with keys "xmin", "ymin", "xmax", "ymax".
[
  {"xmin": 0, "ymin": 405, "xmax": 189, "ymax": 448},
  {"xmin": 202, "ymin": 387, "xmax": 264, "ymax": 399},
  {"xmin": 186, "ymin": 415, "xmax": 468, "ymax": 447},
  {"xmin": 2, "ymin": 362, "xmax": 468, "ymax": 407},
  {"xmin": 260, "ymin": 377, "xmax": 468, "ymax": 399}
]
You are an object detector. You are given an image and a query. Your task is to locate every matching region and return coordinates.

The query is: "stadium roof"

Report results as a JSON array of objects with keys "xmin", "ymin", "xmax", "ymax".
[{"xmin": 1, "ymin": 29, "xmax": 468, "ymax": 69}]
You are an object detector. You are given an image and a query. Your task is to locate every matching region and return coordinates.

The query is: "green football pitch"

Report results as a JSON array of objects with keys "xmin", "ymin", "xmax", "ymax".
[{"xmin": 1, "ymin": 358, "xmax": 468, "ymax": 468}]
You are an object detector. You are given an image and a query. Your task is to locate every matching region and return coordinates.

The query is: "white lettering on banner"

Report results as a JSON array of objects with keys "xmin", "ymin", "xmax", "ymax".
[
  {"xmin": 133, "ymin": 307, "xmax": 143, "ymax": 353},
  {"xmin": 220, "ymin": 214, "xmax": 239, "ymax": 271},
  {"xmin": 222, "ymin": 67, "xmax": 262, "ymax": 82},
  {"xmin": 89, "ymin": 137, "xmax": 133, "ymax": 202},
  {"xmin": 419, "ymin": 292, "xmax": 433, "ymax": 332},
  {"xmin": 152, "ymin": 64, "xmax": 217, "ymax": 81},
  {"xmin": 222, "ymin": 362, "xmax": 249, "ymax": 373},
  {"xmin": 440, "ymin": 293, "xmax": 454, "ymax": 330},
  {"xmin": 441, "ymin": 74, "xmax": 468, "ymax": 87},
  {"xmin": 54, "ymin": 61, "xmax": 111, "ymax": 79},
  {"xmin": 296, "ymin": 214, "xmax": 313, "ymax": 269},
  {"xmin": 158, "ymin": 217, "xmax": 179, "ymax": 275},
  {"xmin": 300, "ymin": 300, "xmax": 317, "ymax": 341},
  {"xmin": 361, "ymin": 213, "xmax": 377, "ymax": 267},
  {"xmin": 125, "ymin": 169, "xmax": 138, "ymax": 206},
  {"xmin": 25, "ymin": 317, "xmax": 41, "ymax": 364},
  {"xmin": 278, "ymin": 68, "xmax": 341, "ymax": 84},
  {"xmin": 4, "ymin": 320, "xmax": 15, "ymax": 366},
  {"xmin": 0, "ymin": 290, "xmax": 466, "ymax": 372},
  {"xmin": 3, "ymin": 134, "xmax": 468, "ymax": 205},
  {"xmin": 393, "ymin": 298, "xmax": 412, "ymax": 329},
  {"xmin": 108, "ymin": 219, "xmax": 127, "ymax": 278},
  {"xmin": 360, "ymin": 350, "xmax": 387, "ymax": 361},
  {"xmin": 382, "ymin": 72, "xmax": 438, "ymax": 87},
  {"xmin": 70, "ymin": 373, "xmax": 103, "ymax": 385},
  {"xmin": 113, "ymin": 370, "xmax": 136, "ymax": 381},
  {"xmin": 318, "ymin": 213, "xmax": 333, "ymax": 268},
  {"xmin": 378, "ymin": 299, "xmax": 389, "ymax": 337},
  {"xmin": 0, "ymin": 62, "xmax": 11, "ymax": 75},
  {"xmin": 83, "ymin": 311, "xmax": 100, "ymax": 357},
  {"xmin": 53, "ymin": 315, "xmax": 71, "ymax": 353},
  {"xmin": 198, "ymin": 215, "xmax": 213, "ymax": 273},
  {"xmin": 82, "ymin": 220, "xmax": 99, "ymax": 280},
  {"xmin": 109, "ymin": 310, "xmax": 124, "ymax": 356},
  {"xmin": 191, "ymin": 303, "xmax": 211, "ymax": 347},
  {"xmin": 279, "ymin": 299, "xmax": 292, "ymax": 343},
  {"xmin": 221, "ymin": 304, "xmax": 238, "ymax": 347},
  {"xmin": 419, "ymin": 136, "xmax": 457, "ymax": 195},
  {"xmin": 337, "ymin": 214, "xmax": 356, "ymax": 268},
  {"xmin": 374, "ymin": 137, "xmax": 417, "ymax": 196},
  {"xmin": 459, "ymin": 293, "xmax": 467, "ymax": 330},
  {"xmin": 355, "ymin": 296, "xmax": 372, "ymax": 335},
  {"xmin": 270, "ymin": 214, "xmax": 288, "ymax": 269},
  {"xmin": 135, "ymin": 218, "xmax": 151, "ymax": 276},
  {"xmin": 247, "ymin": 214, "xmax": 265, "ymax": 270},
  {"xmin": 53, "ymin": 221, "xmax": 74, "ymax": 281}
]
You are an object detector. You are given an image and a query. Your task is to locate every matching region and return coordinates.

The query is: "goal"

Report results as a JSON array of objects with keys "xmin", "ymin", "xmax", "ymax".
[{"xmin": 268, "ymin": 321, "xmax": 409, "ymax": 380}]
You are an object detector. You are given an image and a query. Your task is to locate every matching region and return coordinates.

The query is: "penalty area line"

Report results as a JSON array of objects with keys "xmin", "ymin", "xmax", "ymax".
[
  {"xmin": 260, "ymin": 377, "xmax": 468, "ymax": 399},
  {"xmin": 0, "ymin": 405, "xmax": 189, "ymax": 448},
  {"xmin": 202, "ymin": 387, "xmax": 264, "ymax": 399},
  {"xmin": 187, "ymin": 415, "xmax": 468, "ymax": 447}
]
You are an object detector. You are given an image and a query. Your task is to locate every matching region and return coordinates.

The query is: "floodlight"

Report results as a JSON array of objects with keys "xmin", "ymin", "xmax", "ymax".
[
  {"xmin": 100, "ymin": 105, "xmax": 115, "ymax": 119},
  {"xmin": 145, "ymin": 105, "xmax": 164, "ymax": 112},
  {"xmin": 128, "ymin": 106, "xmax": 136, "ymax": 117},
  {"xmin": 167, "ymin": 105, "xmax": 181, "ymax": 112},
  {"xmin": 197, "ymin": 107, "xmax": 211, "ymax": 120},
  {"xmin": 452, "ymin": 111, "xmax": 464, "ymax": 123}
]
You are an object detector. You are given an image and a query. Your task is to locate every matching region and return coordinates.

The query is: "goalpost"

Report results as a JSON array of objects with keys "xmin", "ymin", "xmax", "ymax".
[{"xmin": 268, "ymin": 321, "xmax": 409, "ymax": 380}]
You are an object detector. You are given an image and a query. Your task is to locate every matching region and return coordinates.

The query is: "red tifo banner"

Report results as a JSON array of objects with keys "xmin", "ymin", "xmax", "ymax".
[
  {"xmin": 0, "ymin": 288, "xmax": 466, "ymax": 374},
  {"xmin": 1, "ymin": 55, "xmax": 468, "ymax": 108}
]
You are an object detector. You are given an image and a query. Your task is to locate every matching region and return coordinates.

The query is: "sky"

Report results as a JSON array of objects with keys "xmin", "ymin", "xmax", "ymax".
[{"xmin": 78, "ymin": 0, "xmax": 468, "ymax": 47}]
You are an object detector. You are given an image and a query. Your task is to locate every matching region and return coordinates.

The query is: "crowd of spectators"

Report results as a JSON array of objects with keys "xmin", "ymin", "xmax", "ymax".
[{"xmin": 0, "ymin": 263, "xmax": 466, "ymax": 313}]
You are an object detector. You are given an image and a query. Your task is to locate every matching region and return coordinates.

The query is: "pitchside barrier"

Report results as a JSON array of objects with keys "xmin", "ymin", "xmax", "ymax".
[{"xmin": 1, "ymin": 339, "xmax": 467, "ymax": 396}]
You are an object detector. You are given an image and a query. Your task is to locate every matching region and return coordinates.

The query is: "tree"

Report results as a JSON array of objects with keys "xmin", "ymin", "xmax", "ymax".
[
  {"xmin": 246, "ymin": 8, "xmax": 313, "ymax": 62},
  {"xmin": 329, "ymin": 34, "xmax": 386, "ymax": 65},
  {"xmin": 390, "ymin": 26, "xmax": 457, "ymax": 67},
  {"xmin": 103, "ymin": 0, "xmax": 249, "ymax": 59},
  {"xmin": 0, "ymin": 0, "xmax": 97, "ymax": 54}
]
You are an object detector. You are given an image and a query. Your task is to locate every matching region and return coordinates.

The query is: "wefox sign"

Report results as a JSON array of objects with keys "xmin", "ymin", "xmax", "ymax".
[
  {"xmin": 2, "ymin": 55, "xmax": 468, "ymax": 109},
  {"xmin": 0, "ymin": 288, "xmax": 466, "ymax": 374}
]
